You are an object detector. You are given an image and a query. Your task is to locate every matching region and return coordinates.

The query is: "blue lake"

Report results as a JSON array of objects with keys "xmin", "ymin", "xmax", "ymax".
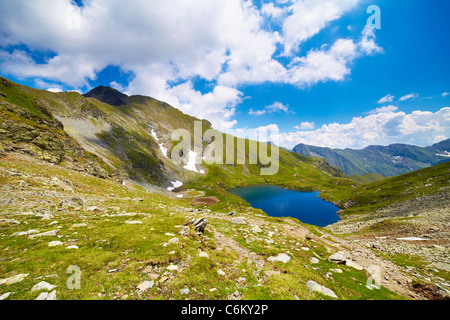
[{"xmin": 228, "ymin": 185, "xmax": 340, "ymax": 227}]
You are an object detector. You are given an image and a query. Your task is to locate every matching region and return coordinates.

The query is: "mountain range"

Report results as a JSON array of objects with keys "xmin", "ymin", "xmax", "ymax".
[
  {"xmin": 292, "ymin": 140, "xmax": 450, "ymax": 178},
  {"xmin": 0, "ymin": 76, "xmax": 351, "ymax": 202}
]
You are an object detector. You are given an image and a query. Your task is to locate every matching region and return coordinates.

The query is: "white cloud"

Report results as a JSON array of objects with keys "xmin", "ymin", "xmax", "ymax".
[
  {"xmin": 443, "ymin": 92, "xmax": 449, "ymax": 97},
  {"xmin": 400, "ymin": 93, "xmax": 419, "ymax": 101},
  {"xmin": 294, "ymin": 122, "xmax": 316, "ymax": 130},
  {"xmin": 367, "ymin": 105, "xmax": 398, "ymax": 114},
  {"xmin": 249, "ymin": 109, "xmax": 267, "ymax": 116},
  {"xmin": 47, "ymin": 87, "xmax": 63, "ymax": 93},
  {"xmin": 281, "ymin": 0, "xmax": 360, "ymax": 56},
  {"xmin": 0, "ymin": 0, "xmax": 381, "ymax": 131},
  {"xmin": 266, "ymin": 101, "xmax": 289, "ymax": 113},
  {"xmin": 378, "ymin": 94, "xmax": 395, "ymax": 104},
  {"xmin": 249, "ymin": 101, "xmax": 289, "ymax": 115},
  {"xmin": 277, "ymin": 107, "xmax": 450, "ymax": 149},
  {"xmin": 359, "ymin": 25, "xmax": 383, "ymax": 55}
]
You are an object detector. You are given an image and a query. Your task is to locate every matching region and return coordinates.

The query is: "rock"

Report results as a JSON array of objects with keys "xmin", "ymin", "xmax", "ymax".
[
  {"xmin": 228, "ymin": 290, "xmax": 242, "ymax": 300},
  {"xmin": 231, "ymin": 217, "xmax": 247, "ymax": 225},
  {"xmin": 178, "ymin": 226, "xmax": 190, "ymax": 236},
  {"xmin": 71, "ymin": 223, "xmax": 87, "ymax": 228},
  {"xmin": 310, "ymin": 257, "xmax": 319, "ymax": 264},
  {"xmin": 167, "ymin": 265, "xmax": 178, "ymax": 272},
  {"xmin": 12, "ymin": 229, "xmax": 39, "ymax": 237},
  {"xmin": 137, "ymin": 281, "xmax": 154, "ymax": 292},
  {"xmin": 228, "ymin": 211, "xmax": 237, "ymax": 216},
  {"xmin": 48, "ymin": 241, "xmax": 64, "ymax": 247},
  {"xmin": 343, "ymin": 200, "xmax": 357, "ymax": 209},
  {"xmin": 346, "ymin": 260, "xmax": 363, "ymax": 270},
  {"xmin": 306, "ymin": 280, "xmax": 338, "ymax": 299},
  {"xmin": 58, "ymin": 197, "xmax": 85, "ymax": 210},
  {"xmin": 35, "ymin": 292, "xmax": 49, "ymax": 300},
  {"xmin": 35, "ymin": 290, "xmax": 56, "ymax": 300},
  {"xmin": 168, "ymin": 237, "xmax": 179, "ymax": 245},
  {"xmin": 87, "ymin": 206, "xmax": 100, "ymax": 212},
  {"xmin": 36, "ymin": 213, "xmax": 54, "ymax": 220},
  {"xmin": 217, "ymin": 269, "xmax": 226, "ymax": 276},
  {"xmin": 0, "ymin": 218, "xmax": 20, "ymax": 225},
  {"xmin": 192, "ymin": 218, "xmax": 208, "ymax": 233},
  {"xmin": 251, "ymin": 225, "xmax": 262, "ymax": 233},
  {"xmin": 180, "ymin": 288, "xmax": 190, "ymax": 295},
  {"xmin": 237, "ymin": 277, "xmax": 247, "ymax": 283},
  {"xmin": 31, "ymin": 281, "xmax": 57, "ymax": 292},
  {"xmin": 328, "ymin": 252, "xmax": 347, "ymax": 264},
  {"xmin": 125, "ymin": 221, "xmax": 142, "ymax": 225},
  {"xmin": 28, "ymin": 230, "xmax": 59, "ymax": 239},
  {"xmin": 329, "ymin": 268, "xmax": 343, "ymax": 274},
  {"xmin": 147, "ymin": 273, "xmax": 160, "ymax": 280},
  {"xmin": 0, "ymin": 292, "xmax": 12, "ymax": 300},
  {"xmin": 66, "ymin": 245, "xmax": 79, "ymax": 250},
  {"xmin": 263, "ymin": 270, "xmax": 281, "ymax": 277},
  {"xmin": 199, "ymin": 251, "xmax": 209, "ymax": 258},
  {"xmin": 267, "ymin": 253, "xmax": 291, "ymax": 264},
  {"xmin": 0, "ymin": 274, "xmax": 29, "ymax": 285}
]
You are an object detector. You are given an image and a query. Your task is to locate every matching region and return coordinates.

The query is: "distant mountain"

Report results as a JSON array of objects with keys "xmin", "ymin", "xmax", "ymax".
[{"xmin": 292, "ymin": 140, "xmax": 450, "ymax": 177}]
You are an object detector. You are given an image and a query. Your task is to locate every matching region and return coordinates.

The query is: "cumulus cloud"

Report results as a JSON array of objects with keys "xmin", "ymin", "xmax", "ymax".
[
  {"xmin": 281, "ymin": 0, "xmax": 360, "ymax": 56},
  {"xmin": 294, "ymin": 122, "xmax": 316, "ymax": 130},
  {"xmin": 367, "ymin": 105, "xmax": 398, "ymax": 114},
  {"xmin": 277, "ymin": 107, "xmax": 450, "ymax": 149},
  {"xmin": 0, "ymin": 0, "xmax": 381, "ymax": 130}
]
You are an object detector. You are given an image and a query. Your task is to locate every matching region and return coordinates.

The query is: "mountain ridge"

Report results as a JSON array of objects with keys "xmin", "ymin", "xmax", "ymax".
[{"xmin": 292, "ymin": 140, "xmax": 450, "ymax": 177}]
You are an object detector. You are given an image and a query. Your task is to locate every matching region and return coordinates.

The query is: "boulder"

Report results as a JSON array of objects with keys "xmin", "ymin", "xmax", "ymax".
[
  {"xmin": 328, "ymin": 252, "xmax": 347, "ymax": 264},
  {"xmin": 28, "ymin": 230, "xmax": 59, "ymax": 239},
  {"xmin": 267, "ymin": 253, "xmax": 291, "ymax": 264},
  {"xmin": 251, "ymin": 225, "xmax": 263, "ymax": 233},
  {"xmin": 230, "ymin": 217, "xmax": 246, "ymax": 225},
  {"xmin": 178, "ymin": 226, "xmax": 190, "ymax": 237},
  {"xmin": 0, "ymin": 274, "xmax": 29, "ymax": 285},
  {"xmin": 137, "ymin": 281, "xmax": 154, "ymax": 292},
  {"xmin": 306, "ymin": 280, "xmax": 338, "ymax": 299},
  {"xmin": 31, "ymin": 281, "xmax": 57, "ymax": 292},
  {"xmin": 180, "ymin": 288, "xmax": 190, "ymax": 295},
  {"xmin": 190, "ymin": 218, "xmax": 207, "ymax": 233}
]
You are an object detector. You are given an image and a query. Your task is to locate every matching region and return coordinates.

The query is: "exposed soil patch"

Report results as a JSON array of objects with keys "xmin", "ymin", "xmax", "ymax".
[{"xmin": 192, "ymin": 196, "xmax": 219, "ymax": 205}]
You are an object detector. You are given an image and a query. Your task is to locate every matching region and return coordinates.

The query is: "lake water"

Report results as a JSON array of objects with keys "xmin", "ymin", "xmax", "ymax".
[{"xmin": 228, "ymin": 185, "xmax": 340, "ymax": 227}]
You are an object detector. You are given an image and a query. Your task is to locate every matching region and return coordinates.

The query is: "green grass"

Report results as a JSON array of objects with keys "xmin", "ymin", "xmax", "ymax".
[
  {"xmin": 0, "ymin": 156, "xmax": 407, "ymax": 300},
  {"xmin": 341, "ymin": 161, "xmax": 450, "ymax": 216}
]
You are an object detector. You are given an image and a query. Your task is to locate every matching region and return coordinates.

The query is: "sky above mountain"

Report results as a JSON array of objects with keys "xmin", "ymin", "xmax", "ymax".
[{"xmin": 0, "ymin": 0, "xmax": 449, "ymax": 149}]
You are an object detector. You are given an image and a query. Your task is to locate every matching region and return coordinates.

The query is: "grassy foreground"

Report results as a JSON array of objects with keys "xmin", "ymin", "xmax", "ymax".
[{"xmin": 0, "ymin": 154, "xmax": 403, "ymax": 300}]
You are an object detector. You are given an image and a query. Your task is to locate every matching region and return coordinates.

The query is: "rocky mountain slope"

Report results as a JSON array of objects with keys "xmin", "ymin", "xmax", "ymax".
[
  {"xmin": 0, "ymin": 76, "xmax": 355, "ymax": 203},
  {"xmin": 293, "ymin": 140, "xmax": 450, "ymax": 177}
]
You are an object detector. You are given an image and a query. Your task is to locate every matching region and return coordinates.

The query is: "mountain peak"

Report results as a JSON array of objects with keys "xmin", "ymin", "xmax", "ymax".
[{"xmin": 83, "ymin": 86, "xmax": 129, "ymax": 106}]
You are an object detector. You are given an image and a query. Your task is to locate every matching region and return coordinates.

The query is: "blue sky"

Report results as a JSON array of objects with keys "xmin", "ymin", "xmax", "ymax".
[{"xmin": 0, "ymin": 0, "xmax": 449, "ymax": 149}]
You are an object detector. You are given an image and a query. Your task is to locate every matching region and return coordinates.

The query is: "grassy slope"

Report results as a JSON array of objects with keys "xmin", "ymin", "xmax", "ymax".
[
  {"xmin": 0, "ymin": 155, "xmax": 402, "ymax": 300},
  {"xmin": 340, "ymin": 161, "xmax": 450, "ymax": 217},
  {"xmin": 349, "ymin": 173, "xmax": 387, "ymax": 184}
]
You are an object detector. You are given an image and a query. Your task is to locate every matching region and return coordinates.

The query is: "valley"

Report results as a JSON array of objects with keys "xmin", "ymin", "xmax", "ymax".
[{"xmin": 0, "ymin": 77, "xmax": 448, "ymax": 301}]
